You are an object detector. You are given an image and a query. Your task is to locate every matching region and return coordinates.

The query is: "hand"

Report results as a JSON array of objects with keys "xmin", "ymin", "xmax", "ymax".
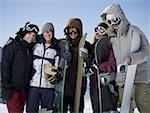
[
  {"xmin": 101, "ymin": 77, "xmax": 107, "ymax": 86},
  {"xmin": 44, "ymin": 65, "xmax": 57, "ymax": 84},
  {"xmin": 46, "ymin": 74, "xmax": 57, "ymax": 84},
  {"xmin": 63, "ymin": 50, "xmax": 72, "ymax": 62},
  {"xmin": 88, "ymin": 60, "xmax": 99, "ymax": 74},
  {"xmin": 100, "ymin": 73, "xmax": 111, "ymax": 85},
  {"xmin": 124, "ymin": 55, "xmax": 132, "ymax": 65},
  {"xmin": 79, "ymin": 48, "xmax": 88, "ymax": 59},
  {"xmin": 55, "ymin": 67, "xmax": 63, "ymax": 80}
]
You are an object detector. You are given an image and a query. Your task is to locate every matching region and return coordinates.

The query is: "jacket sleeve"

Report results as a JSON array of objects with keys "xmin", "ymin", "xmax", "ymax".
[
  {"xmin": 1, "ymin": 42, "xmax": 14, "ymax": 88},
  {"xmin": 54, "ymin": 50, "xmax": 60, "ymax": 68},
  {"xmin": 129, "ymin": 26, "xmax": 149, "ymax": 64},
  {"xmin": 99, "ymin": 49, "xmax": 117, "ymax": 72}
]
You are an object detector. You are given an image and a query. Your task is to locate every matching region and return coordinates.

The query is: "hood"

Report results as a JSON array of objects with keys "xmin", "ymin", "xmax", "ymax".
[
  {"xmin": 65, "ymin": 18, "xmax": 83, "ymax": 38},
  {"xmin": 100, "ymin": 4, "xmax": 130, "ymax": 35}
]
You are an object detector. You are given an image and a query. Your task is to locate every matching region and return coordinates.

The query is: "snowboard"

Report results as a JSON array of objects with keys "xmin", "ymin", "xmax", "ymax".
[
  {"xmin": 94, "ymin": 36, "xmax": 111, "ymax": 113},
  {"xmin": 73, "ymin": 33, "xmax": 87, "ymax": 113},
  {"xmin": 120, "ymin": 64, "xmax": 137, "ymax": 113},
  {"xmin": 58, "ymin": 39, "xmax": 70, "ymax": 113}
]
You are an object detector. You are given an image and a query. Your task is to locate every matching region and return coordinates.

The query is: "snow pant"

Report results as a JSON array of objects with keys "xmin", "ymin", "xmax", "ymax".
[
  {"xmin": 63, "ymin": 77, "xmax": 87, "ymax": 113},
  {"xmin": 26, "ymin": 87, "xmax": 54, "ymax": 113},
  {"xmin": 90, "ymin": 76, "xmax": 118, "ymax": 113},
  {"xmin": 118, "ymin": 87, "xmax": 135, "ymax": 113},
  {"xmin": 90, "ymin": 85, "xmax": 118, "ymax": 112},
  {"xmin": 63, "ymin": 94, "xmax": 85, "ymax": 113},
  {"xmin": 6, "ymin": 90, "xmax": 27, "ymax": 113},
  {"xmin": 135, "ymin": 83, "xmax": 150, "ymax": 113}
]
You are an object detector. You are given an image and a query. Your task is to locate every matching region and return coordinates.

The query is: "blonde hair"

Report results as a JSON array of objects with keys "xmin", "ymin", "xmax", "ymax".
[{"xmin": 92, "ymin": 33, "xmax": 98, "ymax": 43}]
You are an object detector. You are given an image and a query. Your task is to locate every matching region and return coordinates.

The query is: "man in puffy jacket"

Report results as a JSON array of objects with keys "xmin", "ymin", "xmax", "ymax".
[
  {"xmin": 100, "ymin": 4, "xmax": 150, "ymax": 113},
  {"xmin": 1, "ymin": 22, "xmax": 39, "ymax": 113}
]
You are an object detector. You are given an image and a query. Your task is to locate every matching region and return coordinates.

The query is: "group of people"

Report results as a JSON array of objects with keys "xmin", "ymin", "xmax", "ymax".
[{"xmin": 1, "ymin": 3, "xmax": 150, "ymax": 113}]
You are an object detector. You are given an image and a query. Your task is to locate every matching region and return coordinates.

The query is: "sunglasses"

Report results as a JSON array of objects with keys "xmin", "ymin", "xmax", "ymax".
[
  {"xmin": 107, "ymin": 17, "xmax": 121, "ymax": 26},
  {"xmin": 94, "ymin": 26, "xmax": 106, "ymax": 35}
]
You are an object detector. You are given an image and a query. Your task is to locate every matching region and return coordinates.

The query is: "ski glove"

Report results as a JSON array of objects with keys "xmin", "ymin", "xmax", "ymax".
[
  {"xmin": 79, "ymin": 48, "xmax": 88, "ymax": 59},
  {"xmin": 88, "ymin": 60, "xmax": 100, "ymax": 75},
  {"xmin": 44, "ymin": 65, "xmax": 57, "ymax": 84},
  {"xmin": 63, "ymin": 50, "xmax": 72, "ymax": 62},
  {"xmin": 100, "ymin": 73, "xmax": 113, "ymax": 85}
]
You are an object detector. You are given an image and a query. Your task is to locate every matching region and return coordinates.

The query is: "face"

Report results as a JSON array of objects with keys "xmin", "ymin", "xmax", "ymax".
[
  {"xmin": 95, "ymin": 33, "xmax": 102, "ymax": 40},
  {"xmin": 68, "ymin": 27, "xmax": 79, "ymax": 39},
  {"xmin": 43, "ymin": 30, "xmax": 53, "ymax": 43},
  {"xmin": 106, "ymin": 14, "xmax": 121, "ymax": 30},
  {"xmin": 23, "ymin": 32, "xmax": 36, "ymax": 43},
  {"xmin": 94, "ymin": 26, "xmax": 106, "ymax": 36}
]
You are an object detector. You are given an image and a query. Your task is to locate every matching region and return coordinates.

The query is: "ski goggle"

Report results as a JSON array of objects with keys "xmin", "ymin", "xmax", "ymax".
[
  {"xmin": 94, "ymin": 26, "xmax": 106, "ymax": 35},
  {"xmin": 107, "ymin": 16, "xmax": 121, "ymax": 26},
  {"xmin": 23, "ymin": 22, "xmax": 39, "ymax": 33},
  {"xmin": 68, "ymin": 27, "xmax": 78, "ymax": 34},
  {"xmin": 64, "ymin": 27, "xmax": 78, "ymax": 35}
]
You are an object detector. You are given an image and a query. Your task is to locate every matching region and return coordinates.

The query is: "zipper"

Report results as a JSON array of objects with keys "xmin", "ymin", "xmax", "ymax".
[{"xmin": 39, "ymin": 43, "xmax": 46, "ymax": 87}]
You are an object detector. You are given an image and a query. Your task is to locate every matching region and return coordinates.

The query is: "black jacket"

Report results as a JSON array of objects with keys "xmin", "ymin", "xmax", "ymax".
[{"xmin": 1, "ymin": 36, "xmax": 33, "ymax": 92}]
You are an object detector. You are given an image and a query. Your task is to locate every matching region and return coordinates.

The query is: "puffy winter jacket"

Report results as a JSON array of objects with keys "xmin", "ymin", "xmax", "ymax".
[
  {"xmin": 101, "ymin": 4, "xmax": 149, "ymax": 84},
  {"xmin": 1, "ymin": 37, "xmax": 33, "ymax": 91},
  {"xmin": 30, "ymin": 36, "xmax": 60, "ymax": 88}
]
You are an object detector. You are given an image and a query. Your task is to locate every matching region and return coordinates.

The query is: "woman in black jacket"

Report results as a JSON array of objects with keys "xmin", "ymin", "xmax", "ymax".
[{"xmin": 1, "ymin": 22, "xmax": 39, "ymax": 113}]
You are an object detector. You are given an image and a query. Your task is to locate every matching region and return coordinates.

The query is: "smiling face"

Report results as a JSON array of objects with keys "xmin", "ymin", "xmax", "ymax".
[
  {"xmin": 106, "ymin": 14, "xmax": 121, "ymax": 30},
  {"xmin": 23, "ymin": 32, "xmax": 36, "ymax": 43},
  {"xmin": 68, "ymin": 27, "xmax": 79, "ymax": 39},
  {"xmin": 43, "ymin": 30, "xmax": 53, "ymax": 44}
]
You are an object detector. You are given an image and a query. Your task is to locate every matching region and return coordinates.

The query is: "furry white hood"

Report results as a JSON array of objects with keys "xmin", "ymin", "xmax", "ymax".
[{"xmin": 100, "ymin": 4, "xmax": 130, "ymax": 35}]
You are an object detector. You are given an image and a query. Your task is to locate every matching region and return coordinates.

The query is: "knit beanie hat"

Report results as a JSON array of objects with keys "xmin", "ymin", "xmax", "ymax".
[{"xmin": 41, "ymin": 22, "xmax": 54, "ymax": 34}]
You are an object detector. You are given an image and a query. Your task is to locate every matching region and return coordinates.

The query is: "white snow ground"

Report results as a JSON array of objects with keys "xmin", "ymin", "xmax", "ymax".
[
  {"xmin": 0, "ymin": 102, "xmax": 141, "ymax": 113},
  {"xmin": 0, "ymin": 80, "xmax": 140, "ymax": 113}
]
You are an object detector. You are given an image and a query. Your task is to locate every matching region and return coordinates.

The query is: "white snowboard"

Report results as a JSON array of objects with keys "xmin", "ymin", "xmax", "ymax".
[{"xmin": 120, "ymin": 64, "xmax": 137, "ymax": 113}]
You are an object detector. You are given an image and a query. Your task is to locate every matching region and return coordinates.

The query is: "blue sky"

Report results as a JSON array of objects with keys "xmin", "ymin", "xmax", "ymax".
[{"xmin": 0, "ymin": 0, "xmax": 149, "ymax": 46}]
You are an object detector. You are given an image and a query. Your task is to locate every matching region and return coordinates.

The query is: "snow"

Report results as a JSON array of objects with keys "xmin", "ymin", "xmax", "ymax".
[
  {"xmin": 0, "ymin": 80, "xmax": 140, "ymax": 113},
  {"xmin": 0, "ymin": 103, "xmax": 140, "ymax": 113}
]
